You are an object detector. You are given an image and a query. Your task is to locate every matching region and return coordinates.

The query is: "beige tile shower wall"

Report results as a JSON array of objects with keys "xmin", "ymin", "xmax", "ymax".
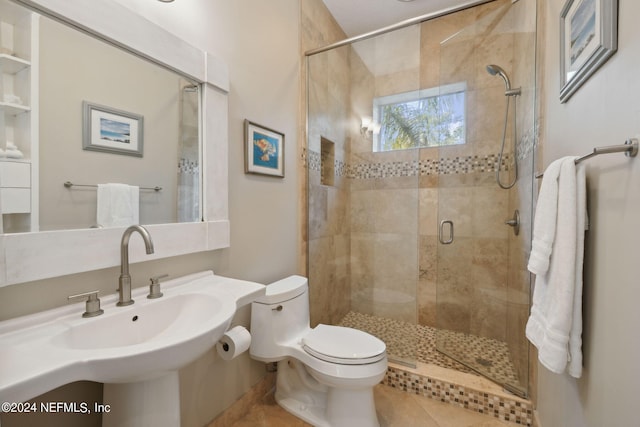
[
  {"xmin": 506, "ymin": 0, "xmax": 537, "ymax": 394},
  {"xmin": 348, "ymin": 36, "xmax": 420, "ymax": 323},
  {"xmin": 350, "ymin": 174, "xmax": 419, "ymax": 323},
  {"xmin": 439, "ymin": 2, "xmax": 528, "ymax": 345},
  {"xmin": 346, "ymin": 1, "xmax": 517, "ymax": 337},
  {"xmin": 422, "ymin": 0, "xmax": 536, "ymax": 389},
  {"xmin": 302, "ymin": 0, "xmax": 352, "ymax": 327}
]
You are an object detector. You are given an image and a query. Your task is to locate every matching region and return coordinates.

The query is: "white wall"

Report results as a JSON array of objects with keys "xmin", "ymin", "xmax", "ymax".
[
  {"xmin": 111, "ymin": 0, "xmax": 302, "ymax": 285},
  {"xmin": 537, "ymin": 0, "xmax": 640, "ymax": 425},
  {"xmin": 0, "ymin": 1, "xmax": 300, "ymax": 426}
]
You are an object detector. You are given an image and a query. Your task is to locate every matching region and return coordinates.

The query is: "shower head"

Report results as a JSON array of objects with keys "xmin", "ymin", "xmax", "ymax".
[
  {"xmin": 486, "ymin": 64, "xmax": 511, "ymax": 90},
  {"xmin": 486, "ymin": 64, "xmax": 521, "ymax": 96}
]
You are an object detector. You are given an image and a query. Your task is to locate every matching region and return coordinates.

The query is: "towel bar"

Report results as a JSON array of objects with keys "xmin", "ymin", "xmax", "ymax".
[
  {"xmin": 63, "ymin": 181, "xmax": 163, "ymax": 192},
  {"xmin": 535, "ymin": 138, "xmax": 638, "ymax": 179}
]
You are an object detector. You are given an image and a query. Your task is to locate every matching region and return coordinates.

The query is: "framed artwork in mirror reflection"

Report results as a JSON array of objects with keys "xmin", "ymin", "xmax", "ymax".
[
  {"xmin": 83, "ymin": 101, "xmax": 144, "ymax": 157},
  {"xmin": 559, "ymin": 0, "xmax": 618, "ymax": 103},
  {"xmin": 244, "ymin": 119, "xmax": 284, "ymax": 178}
]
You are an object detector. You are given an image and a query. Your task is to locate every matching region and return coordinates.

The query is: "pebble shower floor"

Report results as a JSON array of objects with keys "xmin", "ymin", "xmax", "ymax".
[{"xmin": 338, "ymin": 311, "xmax": 521, "ymax": 387}]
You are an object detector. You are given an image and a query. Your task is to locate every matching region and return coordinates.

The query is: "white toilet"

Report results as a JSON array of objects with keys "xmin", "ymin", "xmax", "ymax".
[{"xmin": 250, "ymin": 275, "xmax": 388, "ymax": 427}]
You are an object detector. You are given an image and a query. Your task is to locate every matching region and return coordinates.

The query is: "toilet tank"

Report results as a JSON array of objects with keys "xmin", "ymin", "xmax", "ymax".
[{"xmin": 250, "ymin": 275, "xmax": 311, "ymax": 362}]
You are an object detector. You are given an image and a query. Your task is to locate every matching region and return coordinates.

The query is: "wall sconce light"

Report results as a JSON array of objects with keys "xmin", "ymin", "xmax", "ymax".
[
  {"xmin": 361, "ymin": 117, "xmax": 372, "ymax": 135},
  {"xmin": 360, "ymin": 117, "xmax": 380, "ymax": 139}
]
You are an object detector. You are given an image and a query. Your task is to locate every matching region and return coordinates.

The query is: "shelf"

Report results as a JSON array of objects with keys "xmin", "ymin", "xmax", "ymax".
[
  {"xmin": 0, "ymin": 54, "xmax": 31, "ymax": 74},
  {"xmin": 0, "ymin": 1, "xmax": 38, "ymax": 231},
  {"xmin": 0, "ymin": 158, "xmax": 30, "ymax": 164},
  {"xmin": 0, "ymin": 102, "xmax": 31, "ymax": 115}
]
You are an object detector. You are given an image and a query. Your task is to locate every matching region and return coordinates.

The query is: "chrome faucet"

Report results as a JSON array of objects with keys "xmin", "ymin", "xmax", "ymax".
[{"xmin": 117, "ymin": 225, "xmax": 154, "ymax": 306}]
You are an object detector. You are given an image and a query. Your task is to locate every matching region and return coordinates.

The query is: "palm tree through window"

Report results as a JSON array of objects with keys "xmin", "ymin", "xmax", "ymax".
[{"xmin": 373, "ymin": 82, "xmax": 466, "ymax": 152}]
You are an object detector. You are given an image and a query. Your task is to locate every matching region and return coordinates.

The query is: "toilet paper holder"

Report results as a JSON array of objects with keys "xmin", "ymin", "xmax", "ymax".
[{"xmin": 216, "ymin": 325, "xmax": 252, "ymax": 361}]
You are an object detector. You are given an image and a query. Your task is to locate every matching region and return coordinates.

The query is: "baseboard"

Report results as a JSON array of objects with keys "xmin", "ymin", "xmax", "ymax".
[{"xmin": 532, "ymin": 409, "xmax": 542, "ymax": 427}]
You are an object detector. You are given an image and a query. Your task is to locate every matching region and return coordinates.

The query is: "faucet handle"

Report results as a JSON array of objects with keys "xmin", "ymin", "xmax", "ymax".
[
  {"xmin": 147, "ymin": 274, "xmax": 168, "ymax": 299},
  {"xmin": 68, "ymin": 290, "xmax": 104, "ymax": 318},
  {"xmin": 150, "ymin": 274, "xmax": 169, "ymax": 283}
]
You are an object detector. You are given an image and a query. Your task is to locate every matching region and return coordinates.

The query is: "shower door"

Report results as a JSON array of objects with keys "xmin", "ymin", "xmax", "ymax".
[
  {"xmin": 434, "ymin": 1, "xmax": 536, "ymax": 397},
  {"xmin": 306, "ymin": 23, "xmax": 423, "ymax": 368}
]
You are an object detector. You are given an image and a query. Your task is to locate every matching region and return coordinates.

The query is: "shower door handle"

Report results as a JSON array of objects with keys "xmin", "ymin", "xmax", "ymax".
[{"xmin": 438, "ymin": 220, "xmax": 454, "ymax": 245}]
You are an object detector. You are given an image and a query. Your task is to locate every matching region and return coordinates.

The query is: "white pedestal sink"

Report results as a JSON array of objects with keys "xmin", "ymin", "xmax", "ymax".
[
  {"xmin": 102, "ymin": 373, "xmax": 180, "ymax": 427},
  {"xmin": 0, "ymin": 271, "xmax": 265, "ymax": 426}
]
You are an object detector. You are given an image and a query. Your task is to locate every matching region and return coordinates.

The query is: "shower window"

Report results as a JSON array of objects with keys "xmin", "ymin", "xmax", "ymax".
[{"xmin": 373, "ymin": 82, "xmax": 466, "ymax": 152}]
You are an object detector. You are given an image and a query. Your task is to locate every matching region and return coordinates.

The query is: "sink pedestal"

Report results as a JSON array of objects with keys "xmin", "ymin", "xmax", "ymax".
[{"xmin": 102, "ymin": 371, "xmax": 180, "ymax": 427}]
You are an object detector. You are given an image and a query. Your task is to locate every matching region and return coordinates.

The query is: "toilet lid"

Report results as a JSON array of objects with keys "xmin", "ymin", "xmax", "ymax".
[
  {"xmin": 254, "ymin": 275, "xmax": 307, "ymax": 305},
  {"xmin": 302, "ymin": 324, "xmax": 386, "ymax": 365}
]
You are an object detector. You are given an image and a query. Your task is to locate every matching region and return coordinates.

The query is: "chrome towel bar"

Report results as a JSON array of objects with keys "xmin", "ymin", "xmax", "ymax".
[
  {"xmin": 63, "ymin": 181, "xmax": 163, "ymax": 192},
  {"xmin": 535, "ymin": 138, "xmax": 638, "ymax": 179}
]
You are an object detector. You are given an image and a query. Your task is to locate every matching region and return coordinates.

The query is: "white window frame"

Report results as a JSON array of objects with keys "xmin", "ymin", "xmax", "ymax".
[{"xmin": 372, "ymin": 81, "xmax": 467, "ymax": 152}]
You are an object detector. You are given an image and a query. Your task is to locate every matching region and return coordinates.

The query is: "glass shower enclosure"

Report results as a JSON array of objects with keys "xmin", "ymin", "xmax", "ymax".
[{"xmin": 305, "ymin": 0, "xmax": 536, "ymax": 397}]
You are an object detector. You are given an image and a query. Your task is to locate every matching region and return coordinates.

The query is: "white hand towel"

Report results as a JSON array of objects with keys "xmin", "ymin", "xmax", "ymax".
[
  {"xmin": 97, "ymin": 183, "xmax": 139, "ymax": 228},
  {"xmin": 526, "ymin": 157, "xmax": 587, "ymax": 378},
  {"xmin": 527, "ymin": 159, "xmax": 564, "ymax": 275}
]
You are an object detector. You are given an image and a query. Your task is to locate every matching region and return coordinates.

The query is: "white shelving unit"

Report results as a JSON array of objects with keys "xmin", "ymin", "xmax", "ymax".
[{"xmin": 0, "ymin": 0, "xmax": 38, "ymax": 233}]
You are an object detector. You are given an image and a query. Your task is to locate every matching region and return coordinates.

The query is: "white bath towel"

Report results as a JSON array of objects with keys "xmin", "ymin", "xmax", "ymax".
[
  {"xmin": 526, "ymin": 157, "xmax": 586, "ymax": 378},
  {"xmin": 97, "ymin": 183, "xmax": 139, "ymax": 228}
]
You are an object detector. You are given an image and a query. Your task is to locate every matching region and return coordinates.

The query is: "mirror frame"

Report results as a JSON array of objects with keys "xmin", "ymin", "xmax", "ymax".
[{"xmin": 0, "ymin": 0, "xmax": 230, "ymax": 286}]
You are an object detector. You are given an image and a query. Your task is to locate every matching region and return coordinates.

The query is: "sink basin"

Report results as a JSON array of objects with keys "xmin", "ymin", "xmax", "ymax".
[
  {"xmin": 0, "ymin": 271, "xmax": 265, "ymax": 406},
  {"xmin": 51, "ymin": 293, "xmax": 222, "ymax": 350}
]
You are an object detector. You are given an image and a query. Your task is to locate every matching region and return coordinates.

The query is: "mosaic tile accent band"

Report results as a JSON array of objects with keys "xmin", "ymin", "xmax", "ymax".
[
  {"xmin": 384, "ymin": 365, "xmax": 533, "ymax": 426},
  {"xmin": 304, "ymin": 148, "xmax": 513, "ymax": 179},
  {"xmin": 178, "ymin": 158, "xmax": 199, "ymax": 175},
  {"xmin": 306, "ymin": 149, "xmax": 349, "ymax": 177},
  {"xmin": 303, "ymin": 126, "xmax": 538, "ymax": 179},
  {"xmin": 349, "ymin": 154, "xmax": 511, "ymax": 179}
]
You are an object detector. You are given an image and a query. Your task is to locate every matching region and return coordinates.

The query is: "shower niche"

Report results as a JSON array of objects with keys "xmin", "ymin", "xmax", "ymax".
[{"xmin": 320, "ymin": 137, "xmax": 335, "ymax": 187}]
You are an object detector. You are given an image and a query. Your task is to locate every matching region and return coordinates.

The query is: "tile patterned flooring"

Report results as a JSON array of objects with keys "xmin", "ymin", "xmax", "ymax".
[{"xmin": 231, "ymin": 384, "xmax": 521, "ymax": 427}]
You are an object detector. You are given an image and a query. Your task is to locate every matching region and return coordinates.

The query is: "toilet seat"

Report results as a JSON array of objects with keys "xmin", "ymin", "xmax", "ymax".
[{"xmin": 302, "ymin": 324, "xmax": 386, "ymax": 365}]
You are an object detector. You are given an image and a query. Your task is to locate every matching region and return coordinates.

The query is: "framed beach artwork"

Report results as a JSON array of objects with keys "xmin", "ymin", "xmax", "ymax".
[
  {"xmin": 559, "ymin": 0, "xmax": 618, "ymax": 103},
  {"xmin": 83, "ymin": 101, "xmax": 144, "ymax": 157},
  {"xmin": 244, "ymin": 120, "xmax": 285, "ymax": 178}
]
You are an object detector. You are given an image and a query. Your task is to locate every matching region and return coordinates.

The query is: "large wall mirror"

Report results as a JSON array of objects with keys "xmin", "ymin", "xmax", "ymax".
[
  {"xmin": 0, "ymin": 0, "xmax": 230, "ymax": 286},
  {"xmin": 39, "ymin": 14, "xmax": 202, "ymax": 231},
  {"xmin": 1, "ymin": 0, "xmax": 201, "ymax": 233}
]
